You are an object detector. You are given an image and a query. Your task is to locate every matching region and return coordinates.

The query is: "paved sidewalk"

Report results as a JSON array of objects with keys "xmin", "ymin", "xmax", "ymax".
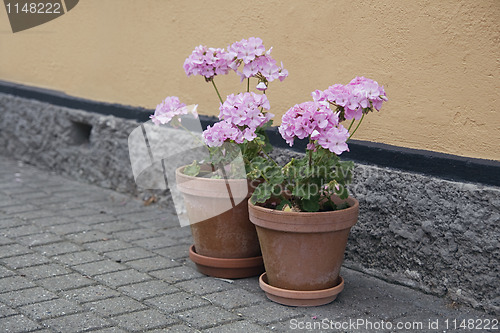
[{"xmin": 0, "ymin": 155, "xmax": 495, "ymax": 333}]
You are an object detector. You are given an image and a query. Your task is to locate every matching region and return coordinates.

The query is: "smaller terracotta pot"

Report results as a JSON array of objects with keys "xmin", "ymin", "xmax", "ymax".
[
  {"xmin": 249, "ymin": 196, "xmax": 358, "ymax": 304},
  {"xmin": 176, "ymin": 166, "xmax": 264, "ymax": 278}
]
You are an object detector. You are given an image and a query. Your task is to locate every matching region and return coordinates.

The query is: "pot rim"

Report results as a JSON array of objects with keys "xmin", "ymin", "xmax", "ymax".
[
  {"xmin": 248, "ymin": 196, "xmax": 359, "ymax": 233},
  {"xmin": 175, "ymin": 165, "xmax": 253, "ymax": 198},
  {"xmin": 248, "ymin": 196, "xmax": 359, "ymax": 216},
  {"xmin": 175, "ymin": 165, "xmax": 249, "ymax": 183}
]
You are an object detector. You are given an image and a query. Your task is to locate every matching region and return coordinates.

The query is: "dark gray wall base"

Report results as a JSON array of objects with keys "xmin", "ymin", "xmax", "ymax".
[{"xmin": 1, "ymin": 93, "xmax": 498, "ymax": 315}]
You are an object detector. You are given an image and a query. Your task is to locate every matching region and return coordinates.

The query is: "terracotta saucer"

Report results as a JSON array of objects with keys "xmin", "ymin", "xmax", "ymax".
[
  {"xmin": 189, "ymin": 245, "xmax": 265, "ymax": 279},
  {"xmin": 259, "ymin": 272, "xmax": 344, "ymax": 307}
]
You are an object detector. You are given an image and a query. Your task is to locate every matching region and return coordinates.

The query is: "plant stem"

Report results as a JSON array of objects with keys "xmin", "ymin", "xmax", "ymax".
[
  {"xmin": 261, "ymin": 148, "xmax": 278, "ymax": 166},
  {"xmin": 347, "ymin": 119, "xmax": 356, "ymax": 132},
  {"xmin": 247, "ymin": 78, "xmax": 250, "ymax": 92},
  {"xmin": 308, "ymin": 137, "xmax": 313, "ymax": 168},
  {"xmin": 347, "ymin": 113, "xmax": 365, "ymax": 141},
  {"xmin": 211, "ymin": 79, "xmax": 224, "ymax": 104}
]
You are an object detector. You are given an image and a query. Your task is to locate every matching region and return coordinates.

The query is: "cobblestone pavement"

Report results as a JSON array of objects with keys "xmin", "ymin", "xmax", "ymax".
[{"xmin": 0, "ymin": 155, "xmax": 495, "ymax": 333}]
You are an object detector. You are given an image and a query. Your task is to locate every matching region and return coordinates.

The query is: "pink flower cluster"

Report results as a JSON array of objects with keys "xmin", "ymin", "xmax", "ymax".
[
  {"xmin": 183, "ymin": 45, "xmax": 232, "ymax": 80},
  {"xmin": 150, "ymin": 96, "xmax": 198, "ymax": 125},
  {"xmin": 219, "ymin": 92, "xmax": 272, "ymax": 128},
  {"xmin": 227, "ymin": 37, "xmax": 288, "ymax": 84},
  {"xmin": 278, "ymin": 101, "xmax": 349, "ymax": 155},
  {"xmin": 202, "ymin": 120, "xmax": 252, "ymax": 147},
  {"xmin": 312, "ymin": 76, "xmax": 388, "ymax": 121},
  {"xmin": 203, "ymin": 92, "xmax": 274, "ymax": 147}
]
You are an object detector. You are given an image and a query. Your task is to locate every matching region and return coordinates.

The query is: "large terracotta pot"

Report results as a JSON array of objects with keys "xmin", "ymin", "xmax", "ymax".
[
  {"xmin": 248, "ymin": 196, "xmax": 359, "ymax": 306},
  {"xmin": 176, "ymin": 166, "xmax": 264, "ymax": 278}
]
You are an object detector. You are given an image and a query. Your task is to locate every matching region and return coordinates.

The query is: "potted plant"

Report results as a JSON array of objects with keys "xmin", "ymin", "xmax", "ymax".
[
  {"xmin": 247, "ymin": 77, "xmax": 388, "ymax": 305},
  {"xmin": 150, "ymin": 38, "xmax": 288, "ymax": 278}
]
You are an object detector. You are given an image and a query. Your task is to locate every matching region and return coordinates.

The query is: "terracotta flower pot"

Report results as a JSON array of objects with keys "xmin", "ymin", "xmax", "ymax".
[
  {"xmin": 176, "ymin": 166, "xmax": 264, "ymax": 278},
  {"xmin": 248, "ymin": 196, "xmax": 359, "ymax": 306}
]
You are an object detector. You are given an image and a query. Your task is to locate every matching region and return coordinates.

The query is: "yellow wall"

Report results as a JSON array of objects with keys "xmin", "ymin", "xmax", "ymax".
[{"xmin": 1, "ymin": 0, "xmax": 499, "ymax": 161}]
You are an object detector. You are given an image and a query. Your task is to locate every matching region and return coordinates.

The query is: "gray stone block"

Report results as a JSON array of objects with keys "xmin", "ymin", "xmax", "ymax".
[
  {"xmin": 0, "ymin": 287, "xmax": 58, "ymax": 307},
  {"xmin": 110, "ymin": 309, "xmax": 177, "ymax": 332},
  {"xmin": 0, "ymin": 314, "xmax": 42, "ymax": 332},
  {"xmin": 38, "ymin": 273, "xmax": 96, "ymax": 292},
  {"xmin": 1, "ymin": 253, "xmax": 51, "ymax": 269},
  {"xmin": 93, "ymin": 269, "xmax": 152, "ymax": 288},
  {"xmin": 43, "ymin": 312, "xmax": 112, "ymax": 332},
  {"xmin": 176, "ymin": 305, "xmax": 241, "ymax": 330},
  {"xmin": 61, "ymin": 285, "xmax": 121, "ymax": 304},
  {"xmin": 84, "ymin": 296, "xmax": 147, "ymax": 317},
  {"xmin": 118, "ymin": 280, "xmax": 179, "ymax": 301},
  {"xmin": 20, "ymin": 298, "xmax": 83, "ymax": 320}
]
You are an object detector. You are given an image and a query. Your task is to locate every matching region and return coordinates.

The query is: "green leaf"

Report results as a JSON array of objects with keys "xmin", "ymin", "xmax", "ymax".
[
  {"xmin": 301, "ymin": 195, "xmax": 320, "ymax": 212},
  {"xmin": 251, "ymin": 183, "xmax": 273, "ymax": 204},
  {"xmin": 183, "ymin": 161, "xmax": 200, "ymax": 177},
  {"xmin": 276, "ymin": 198, "xmax": 291, "ymax": 211}
]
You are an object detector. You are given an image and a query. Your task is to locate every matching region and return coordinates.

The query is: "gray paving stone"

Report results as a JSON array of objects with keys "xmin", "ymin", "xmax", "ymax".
[
  {"xmin": 29, "ymin": 215, "xmax": 74, "ymax": 227},
  {"xmin": 1, "ymin": 204, "xmax": 38, "ymax": 215},
  {"xmin": 53, "ymin": 250, "xmax": 105, "ymax": 265},
  {"xmin": 93, "ymin": 269, "xmax": 152, "ymax": 288},
  {"xmin": 175, "ymin": 277, "xmax": 236, "ymax": 296},
  {"xmin": 145, "ymin": 292, "xmax": 210, "ymax": 314},
  {"xmin": 15, "ymin": 232, "xmax": 63, "ymax": 246},
  {"xmin": 118, "ymin": 280, "xmax": 180, "ymax": 301},
  {"xmin": 90, "ymin": 328, "xmax": 128, "ymax": 333},
  {"xmin": 84, "ymin": 239, "xmax": 132, "ymax": 253},
  {"xmin": 103, "ymin": 247, "xmax": 155, "ymax": 263},
  {"xmin": 163, "ymin": 227, "xmax": 193, "ymax": 240},
  {"xmin": 72, "ymin": 260, "xmax": 128, "ymax": 277},
  {"xmin": 205, "ymin": 288, "xmax": 264, "ymax": 309},
  {"xmin": 0, "ymin": 218, "xmax": 30, "ymax": 230},
  {"xmin": 60, "ymin": 208, "xmax": 103, "ymax": 218},
  {"xmin": 122, "ymin": 211, "xmax": 169, "ymax": 223},
  {"xmin": 1, "ymin": 252, "xmax": 51, "ymax": 269},
  {"xmin": 153, "ymin": 244, "xmax": 190, "ymax": 260},
  {"xmin": 0, "ymin": 275, "xmax": 37, "ymax": 292},
  {"xmin": 75, "ymin": 213, "xmax": 118, "ymax": 225},
  {"xmin": 238, "ymin": 302, "xmax": 303, "ymax": 324},
  {"xmin": 9, "ymin": 208, "xmax": 56, "ymax": 221},
  {"xmin": 0, "ymin": 314, "xmax": 42, "ymax": 332},
  {"xmin": 149, "ymin": 265, "xmax": 204, "ymax": 283},
  {"xmin": 84, "ymin": 296, "xmax": 147, "ymax": 317},
  {"xmin": 33, "ymin": 241, "xmax": 83, "ymax": 256},
  {"xmin": 20, "ymin": 298, "xmax": 83, "ymax": 320},
  {"xmin": 0, "ymin": 302, "xmax": 18, "ymax": 318},
  {"xmin": 93, "ymin": 221, "xmax": 139, "ymax": 233},
  {"xmin": 17, "ymin": 263, "xmax": 71, "ymax": 280},
  {"xmin": 0, "ymin": 265, "xmax": 15, "ymax": 278},
  {"xmin": 37, "ymin": 273, "xmax": 96, "ymax": 292},
  {"xmin": 205, "ymin": 320, "xmax": 270, "ymax": 333},
  {"xmin": 112, "ymin": 228, "xmax": 162, "ymax": 242},
  {"xmin": 0, "ymin": 235, "xmax": 14, "ymax": 245},
  {"xmin": 125, "ymin": 256, "xmax": 181, "ymax": 272},
  {"xmin": 2, "ymin": 224, "xmax": 42, "ymax": 238},
  {"xmin": 177, "ymin": 305, "xmax": 241, "ymax": 330},
  {"xmin": 0, "ymin": 287, "xmax": 58, "ymax": 307},
  {"xmin": 133, "ymin": 236, "xmax": 185, "ymax": 250},
  {"xmin": 61, "ymin": 285, "xmax": 121, "ymax": 303},
  {"xmin": 146, "ymin": 324, "xmax": 200, "ymax": 332},
  {"xmin": 43, "ymin": 312, "xmax": 112, "ymax": 332},
  {"xmin": 48, "ymin": 222, "xmax": 92, "ymax": 235},
  {"xmin": 111, "ymin": 309, "xmax": 177, "ymax": 332},
  {"xmin": 65, "ymin": 230, "xmax": 112, "ymax": 244}
]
